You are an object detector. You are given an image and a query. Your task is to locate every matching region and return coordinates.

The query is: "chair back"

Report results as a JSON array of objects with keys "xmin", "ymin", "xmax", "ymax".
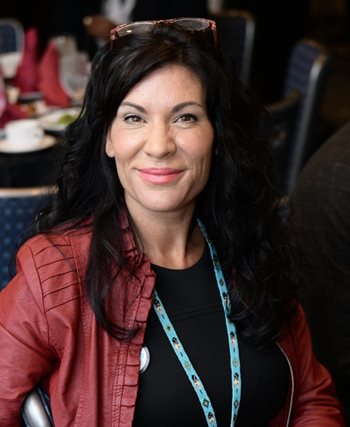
[
  {"xmin": 267, "ymin": 38, "xmax": 331, "ymax": 193},
  {"xmin": 0, "ymin": 18, "xmax": 24, "ymax": 53},
  {"xmin": 0, "ymin": 186, "xmax": 52, "ymax": 290},
  {"xmin": 214, "ymin": 9, "xmax": 255, "ymax": 83},
  {"xmin": 0, "ymin": 186, "xmax": 54, "ymax": 424},
  {"xmin": 21, "ymin": 387, "xmax": 54, "ymax": 427},
  {"xmin": 266, "ymin": 90, "xmax": 301, "ymax": 192}
]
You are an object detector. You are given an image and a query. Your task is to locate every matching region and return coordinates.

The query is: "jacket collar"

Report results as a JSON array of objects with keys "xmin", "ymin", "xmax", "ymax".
[{"xmin": 66, "ymin": 218, "xmax": 153, "ymax": 289}]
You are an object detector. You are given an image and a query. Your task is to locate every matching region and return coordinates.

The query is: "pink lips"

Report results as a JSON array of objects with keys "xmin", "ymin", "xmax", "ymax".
[{"xmin": 138, "ymin": 168, "xmax": 183, "ymax": 184}]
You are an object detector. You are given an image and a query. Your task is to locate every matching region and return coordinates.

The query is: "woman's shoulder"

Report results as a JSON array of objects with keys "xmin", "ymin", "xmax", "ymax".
[
  {"xmin": 15, "ymin": 226, "xmax": 93, "ymax": 312},
  {"xmin": 18, "ymin": 225, "xmax": 92, "ymax": 265}
]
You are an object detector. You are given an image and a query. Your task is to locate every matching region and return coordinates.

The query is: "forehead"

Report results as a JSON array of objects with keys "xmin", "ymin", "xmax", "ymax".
[{"xmin": 122, "ymin": 64, "xmax": 205, "ymax": 103}]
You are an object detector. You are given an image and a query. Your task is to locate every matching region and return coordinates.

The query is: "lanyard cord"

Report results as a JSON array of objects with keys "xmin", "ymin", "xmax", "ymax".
[{"xmin": 152, "ymin": 221, "xmax": 241, "ymax": 426}]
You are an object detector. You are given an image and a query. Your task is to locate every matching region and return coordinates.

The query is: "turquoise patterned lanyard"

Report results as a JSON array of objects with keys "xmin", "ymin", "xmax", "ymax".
[{"xmin": 152, "ymin": 220, "xmax": 241, "ymax": 426}]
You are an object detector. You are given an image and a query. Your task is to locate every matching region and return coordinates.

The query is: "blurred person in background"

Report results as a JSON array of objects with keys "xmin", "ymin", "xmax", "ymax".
[
  {"xmin": 83, "ymin": 0, "xmax": 209, "ymax": 42},
  {"xmin": 291, "ymin": 121, "xmax": 350, "ymax": 426},
  {"xmin": 0, "ymin": 0, "xmax": 209, "ymax": 59},
  {"xmin": 80, "ymin": 0, "xmax": 209, "ymax": 56}
]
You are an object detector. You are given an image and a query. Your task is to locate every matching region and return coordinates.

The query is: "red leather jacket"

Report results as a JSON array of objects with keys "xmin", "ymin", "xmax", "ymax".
[{"xmin": 0, "ymin": 227, "xmax": 344, "ymax": 426}]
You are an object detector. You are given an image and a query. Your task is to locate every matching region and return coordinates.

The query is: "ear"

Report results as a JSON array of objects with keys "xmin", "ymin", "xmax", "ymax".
[{"xmin": 105, "ymin": 133, "xmax": 114, "ymax": 158}]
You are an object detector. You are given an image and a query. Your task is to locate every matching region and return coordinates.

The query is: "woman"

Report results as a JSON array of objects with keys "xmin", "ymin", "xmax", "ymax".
[{"xmin": 0, "ymin": 18, "xmax": 344, "ymax": 426}]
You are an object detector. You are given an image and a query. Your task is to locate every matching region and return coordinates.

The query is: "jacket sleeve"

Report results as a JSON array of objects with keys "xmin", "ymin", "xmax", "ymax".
[
  {"xmin": 284, "ymin": 305, "xmax": 345, "ymax": 426},
  {"xmin": 0, "ymin": 244, "xmax": 55, "ymax": 426}
]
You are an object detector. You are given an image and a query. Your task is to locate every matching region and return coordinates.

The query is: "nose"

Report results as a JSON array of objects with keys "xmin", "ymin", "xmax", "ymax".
[{"xmin": 143, "ymin": 121, "xmax": 176, "ymax": 158}]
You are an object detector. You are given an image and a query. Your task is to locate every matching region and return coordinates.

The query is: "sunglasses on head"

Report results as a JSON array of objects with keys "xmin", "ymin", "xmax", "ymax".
[{"xmin": 110, "ymin": 17, "xmax": 217, "ymax": 48}]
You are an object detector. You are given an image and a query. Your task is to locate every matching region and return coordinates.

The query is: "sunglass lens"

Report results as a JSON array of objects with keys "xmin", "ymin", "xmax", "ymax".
[{"xmin": 173, "ymin": 18, "xmax": 210, "ymax": 31}]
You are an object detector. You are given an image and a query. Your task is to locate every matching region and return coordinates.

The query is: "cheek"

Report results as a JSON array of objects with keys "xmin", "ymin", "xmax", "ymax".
[
  {"xmin": 105, "ymin": 127, "xmax": 117, "ymax": 158},
  {"xmin": 186, "ymin": 131, "xmax": 214, "ymax": 169},
  {"xmin": 105, "ymin": 121, "xmax": 134, "ymax": 159},
  {"xmin": 201, "ymin": 151, "xmax": 213, "ymax": 179},
  {"xmin": 105, "ymin": 137, "xmax": 114, "ymax": 158},
  {"xmin": 106, "ymin": 133, "xmax": 136, "ymax": 161}
]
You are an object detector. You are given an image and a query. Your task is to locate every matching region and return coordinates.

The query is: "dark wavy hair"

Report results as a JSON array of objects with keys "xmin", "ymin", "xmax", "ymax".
[{"xmin": 36, "ymin": 22, "xmax": 297, "ymax": 346}]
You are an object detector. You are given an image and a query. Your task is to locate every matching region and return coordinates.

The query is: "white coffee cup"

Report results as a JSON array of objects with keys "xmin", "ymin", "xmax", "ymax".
[
  {"xmin": 5, "ymin": 119, "xmax": 44, "ymax": 150},
  {"xmin": 0, "ymin": 52, "xmax": 22, "ymax": 79}
]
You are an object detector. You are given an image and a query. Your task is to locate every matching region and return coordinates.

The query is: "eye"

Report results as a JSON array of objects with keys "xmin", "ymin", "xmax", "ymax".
[
  {"xmin": 176, "ymin": 113, "xmax": 198, "ymax": 123},
  {"xmin": 124, "ymin": 114, "xmax": 144, "ymax": 123}
]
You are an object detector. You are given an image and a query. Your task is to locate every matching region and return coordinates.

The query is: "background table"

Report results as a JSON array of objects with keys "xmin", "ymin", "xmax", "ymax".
[{"xmin": 0, "ymin": 139, "xmax": 66, "ymax": 187}]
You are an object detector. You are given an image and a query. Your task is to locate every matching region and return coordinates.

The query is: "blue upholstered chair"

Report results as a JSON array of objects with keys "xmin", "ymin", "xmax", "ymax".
[
  {"xmin": 214, "ymin": 9, "xmax": 255, "ymax": 84},
  {"xmin": 0, "ymin": 186, "xmax": 52, "ymax": 290},
  {"xmin": 267, "ymin": 38, "xmax": 331, "ymax": 194},
  {"xmin": 0, "ymin": 18, "xmax": 24, "ymax": 53},
  {"xmin": 0, "ymin": 186, "xmax": 54, "ymax": 425}
]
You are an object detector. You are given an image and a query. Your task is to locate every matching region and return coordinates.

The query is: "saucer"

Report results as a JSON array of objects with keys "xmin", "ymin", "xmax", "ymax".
[
  {"xmin": 38, "ymin": 107, "xmax": 81, "ymax": 132},
  {"xmin": 0, "ymin": 135, "xmax": 57, "ymax": 153},
  {"xmin": 18, "ymin": 92, "xmax": 43, "ymax": 103}
]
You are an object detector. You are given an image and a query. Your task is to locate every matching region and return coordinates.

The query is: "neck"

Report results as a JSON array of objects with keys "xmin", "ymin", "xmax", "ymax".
[{"xmin": 129, "ymin": 209, "xmax": 204, "ymax": 269}]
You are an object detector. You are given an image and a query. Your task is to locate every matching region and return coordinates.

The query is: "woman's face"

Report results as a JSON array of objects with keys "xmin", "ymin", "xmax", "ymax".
[{"xmin": 106, "ymin": 64, "xmax": 214, "ymax": 220}]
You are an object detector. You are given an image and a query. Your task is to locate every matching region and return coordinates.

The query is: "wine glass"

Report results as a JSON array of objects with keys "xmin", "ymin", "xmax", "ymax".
[{"xmin": 59, "ymin": 51, "xmax": 90, "ymax": 105}]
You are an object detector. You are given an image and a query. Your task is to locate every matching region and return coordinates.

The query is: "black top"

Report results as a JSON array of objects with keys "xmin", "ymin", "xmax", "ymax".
[{"xmin": 133, "ymin": 246, "xmax": 290, "ymax": 426}]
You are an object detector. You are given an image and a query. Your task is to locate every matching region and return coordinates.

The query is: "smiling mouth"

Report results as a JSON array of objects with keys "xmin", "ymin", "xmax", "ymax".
[{"xmin": 138, "ymin": 168, "xmax": 183, "ymax": 184}]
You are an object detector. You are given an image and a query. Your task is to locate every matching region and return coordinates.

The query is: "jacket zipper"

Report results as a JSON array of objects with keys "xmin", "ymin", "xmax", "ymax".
[{"xmin": 276, "ymin": 342, "xmax": 294, "ymax": 426}]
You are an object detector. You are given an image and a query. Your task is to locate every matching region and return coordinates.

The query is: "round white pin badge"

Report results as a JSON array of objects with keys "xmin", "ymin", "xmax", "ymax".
[{"xmin": 140, "ymin": 346, "xmax": 150, "ymax": 373}]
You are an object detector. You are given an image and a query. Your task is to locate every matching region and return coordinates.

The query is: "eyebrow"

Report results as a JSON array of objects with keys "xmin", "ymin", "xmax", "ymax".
[
  {"xmin": 119, "ymin": 101, "xmax": 206, "ymax": 113},
  {"xmin": 119, "ymin": 102, "xmax": 147, "ymax": 113}
]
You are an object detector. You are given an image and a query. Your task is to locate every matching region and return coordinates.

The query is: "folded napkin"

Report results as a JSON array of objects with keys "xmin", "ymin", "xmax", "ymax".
[
  {"xmin": 0, "ymin": 72, "xmax": 30, "ymax": 129},
  {"xmin": 13, "ymin": 27, "xmax": 39, "ymax": 93},
  {"xmin": 0, "ymin": 75, "xmax": 5, "ymax": 119},
  {"xmin": 38, "ymin": 41, "xmax": 71, "ymax": 107}
]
